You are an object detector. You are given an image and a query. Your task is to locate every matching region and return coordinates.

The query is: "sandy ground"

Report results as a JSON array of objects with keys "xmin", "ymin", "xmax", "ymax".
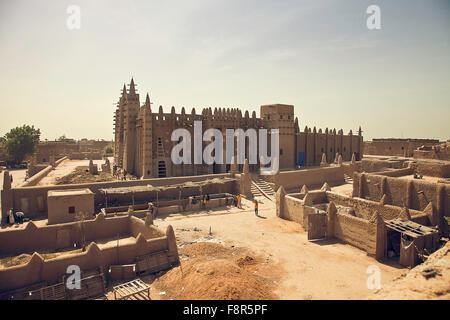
[
  {"xmin": 143, "ymin": 198, "xmax": 405, "ymax": 300},
  {"xmin": 37, "ymin": 159, "xmax": 105, "ymax": 186}
]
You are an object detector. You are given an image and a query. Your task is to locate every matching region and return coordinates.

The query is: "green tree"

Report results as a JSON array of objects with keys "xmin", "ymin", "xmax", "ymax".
[
  {"xmin": 3, "ymin": 125, "xmax": 41, "ymax": 164},
  {"xmin": 104, "ymin": 144, "xmax": 114, "ymax": 155}
]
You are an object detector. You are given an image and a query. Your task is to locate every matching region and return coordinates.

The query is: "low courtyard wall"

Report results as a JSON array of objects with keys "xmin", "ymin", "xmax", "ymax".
[{"xmin": 0, "ymin": 214, "xmax": 178, "ymax": 292}]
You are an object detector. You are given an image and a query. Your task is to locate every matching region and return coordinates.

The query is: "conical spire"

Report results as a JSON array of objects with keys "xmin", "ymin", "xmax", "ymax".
[
  {"xmin": 122, "ymin": 84, "xmax": 127, "ymax": 96},
  {"xmin": 243, "ymin": 158, "xmax": 249, "ymax": 174},
  {"xmin": 145, "ymin": 93, "xmax": 151, "ymax": 107},
  {"xmin": 129, "ymin": 78, "xmax": 136, "ymax": 94},
  {"xmin": 3, "ymin": 171, "xmax": 11, "ymax": 190},
  {"xmin": 300, "ymin": 185, "xmax": 308, "ymax": 194},
  {"xmin": 321, "ymin": 182, "xmax": 331, "ymax": 191}
]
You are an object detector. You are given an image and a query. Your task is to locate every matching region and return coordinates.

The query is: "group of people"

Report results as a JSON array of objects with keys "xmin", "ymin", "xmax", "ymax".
[
  {"xmin": 230, "ymin": 194, "xmax": 259, "ymax": 216},
  {"xmin": 231, "ymin": 194, "xmax": 242, "ymax": 209},
  {"xmin": 6, "ymin": 209, "xmax": 24, "ymax": 225},
  {"xmin": 113, "ymin": 166, "xmax": 129, "ymax": 180},
  {"xmin": 413, "ymin": 172, "xmax": 424, "ymax": 179}
]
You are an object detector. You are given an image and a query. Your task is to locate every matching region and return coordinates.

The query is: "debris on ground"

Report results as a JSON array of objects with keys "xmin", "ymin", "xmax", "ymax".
[
  {"xmin": 55, "ymin": 167, "xmax": 117, "ymax": 184},
  {"xmin": 179, "ymin": 236, "xmax": 225, "ymax": 248}
]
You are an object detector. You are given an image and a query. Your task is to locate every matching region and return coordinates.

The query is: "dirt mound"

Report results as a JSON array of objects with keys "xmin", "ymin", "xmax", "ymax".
[
  {"xmin": 153, "ymin": 259, "xmax": 275, "ymax": 300},
  {"xmin": 152, "ymin": 242, "xmax": 276, "ymax": 300},
  {"xmin": 180, "ymin": 242, "xmax": 231, "ymax": 258}
]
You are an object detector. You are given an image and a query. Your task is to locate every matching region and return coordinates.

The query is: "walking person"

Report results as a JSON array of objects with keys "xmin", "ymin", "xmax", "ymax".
[
  {"xmin": 202, "ymin": 195, "xmax": 207, "ymax": 210},
  {"xmin": 237, "ymin": 194, "xmax": 242, "ymax": 209},
  {"xmin": 254, "ymin": 199, "xmax": 259, "ymax": 216},
  {"xmin": 149, "ymin": 203, "xmax": 155, "ymax": 220}
]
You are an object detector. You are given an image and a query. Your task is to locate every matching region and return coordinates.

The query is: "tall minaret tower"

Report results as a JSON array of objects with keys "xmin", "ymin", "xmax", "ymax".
[
  {"xmin": 114, "ymin": 84, "xmax": 127, "ymax": 167},
  {"xmin": 122, "ymin": 78, "xmax": 140, "ymax": 174},
  {"xmin": 141, "ymin": 93, "xmax": 153, "ymax": 178}
]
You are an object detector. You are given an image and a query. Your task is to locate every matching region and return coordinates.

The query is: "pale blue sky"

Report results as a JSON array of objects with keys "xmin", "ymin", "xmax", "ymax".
[{"xmin": 0, "ymin": 0, "xmax": 449, "ymax": 141}]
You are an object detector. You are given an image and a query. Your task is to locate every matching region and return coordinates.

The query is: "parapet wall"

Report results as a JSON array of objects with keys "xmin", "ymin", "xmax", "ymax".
[
  {"xmin": 415, "ymin": 161, "xmax": 450, "ymax": 178},
  {"xmin": 277, "ymin": 190, "xmax": 328, "ymax": 230},
  {"xmin": 21, "ymin": 156, "xmax": 68, "ymax": 188},
  {"xmin": 0, "ymin": 214, "xmax": 163, "ymax": 256},
  {"xmin": 269, "ymin": 166, "xmax": 345, "ymax": 192},
  {"xmin": 333, "ymin": 212, "xmax": 377, "ymax": 255},
  {"xmin": 369, "ymin": 167, "xmax": 414, "ymax": 178},
  {"xmin": 352, "ymin": 172, "xmax": 450, "ymax": 217},
  {"xmin": 326, "ymin": 191, "xmax": 428, "ymax": 223},
  {"xmin": 361, "ymin": 158, "xmax": 406, "ymax": 173},
  {"xmin": 0, "ymin": 214, "xmax": 177, "ymax": 292},
  {"xmin": 276, "ymin": 188, "xmax": 430, "ymax": 258},
  {"xmin": 20, "ymin": 165, "xmax": 53, "ymax": 187},
  {"xmin": 1, "ymin": 173, "xmax": 234, "ymax": 222}
]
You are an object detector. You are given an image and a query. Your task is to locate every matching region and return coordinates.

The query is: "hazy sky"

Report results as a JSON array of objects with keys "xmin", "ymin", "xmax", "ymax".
[{"xmin": 0, "ymin": 0, "xmax": 449, "ymax": 141}]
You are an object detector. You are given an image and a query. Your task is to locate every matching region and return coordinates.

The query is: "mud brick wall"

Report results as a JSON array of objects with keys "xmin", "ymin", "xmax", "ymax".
[
  {"xmin": 361, "ymin": 158, "xmax": 406, "ymax": 172},
  {"xmin": 269, "ymin": 166, "xmax": 345, "ymax": 192},
  {"xmin": 0, "ymin": 215, "xmax": 162, "ymax": 256},
  {"xmin": 0, "ymin": 216, "xmax": 178, "ymax": 292},
  {"xmin": 353, "ymin": 173, "xmax": 450, "ymax": 217},
  {"xmin": 343, "ymin": 162, "xmax": 361, "ymax": 176},
  {"xmin": 416, "ymin": 161, "xmax": 450, "ymax": 178},
  {"xmin": 278, "ymin": 191, "xmax": 381, "ymax": 255},
  {"xmin": 2, "ymin": 173, "xmax": 235, "ymax": 221},
  {"xmin": 282, "ymin": 195, "xmax": 307, "ymax": 228},
  {"xmin": 371, "ymin": 167, "xmax": 414, "ymax": 177},
  {"xmin": 326, "ymin": 191, "xmax": 427, "ymax": 222},
  {"xmin": 278, "ymin": 191, "xmax": 327, "ymax": 230},
  {"xmin": 333, "ymin": 213, "xmax": 376, "ymax": 255}
]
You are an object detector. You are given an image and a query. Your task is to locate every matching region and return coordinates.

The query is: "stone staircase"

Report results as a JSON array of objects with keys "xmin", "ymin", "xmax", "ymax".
[
  {"xmin": 344, "ymin": 174, "xmax": 353, "ymax": 184},
  {"xmin": 251, "ymin": 177, "xmax": 276, "ymax": 200}
]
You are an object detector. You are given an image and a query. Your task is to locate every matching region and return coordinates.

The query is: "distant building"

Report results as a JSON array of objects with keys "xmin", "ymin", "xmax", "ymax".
[
  {"xmin": 364, "ymin": 138, "xmax": 440, "ymax": 157},
  {"xmin": 30, "ymin": 139, "xmax": 112, "ymax": 164}
]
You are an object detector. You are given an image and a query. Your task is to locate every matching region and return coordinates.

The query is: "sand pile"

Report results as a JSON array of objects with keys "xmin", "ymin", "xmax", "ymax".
[
  {"xmin": 152, "ymin": 242, "xmax": 276, "ymax": 300},
  {"xmin": 181, "ymin": 242, "xmax": 231, "ymax": 258}
]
